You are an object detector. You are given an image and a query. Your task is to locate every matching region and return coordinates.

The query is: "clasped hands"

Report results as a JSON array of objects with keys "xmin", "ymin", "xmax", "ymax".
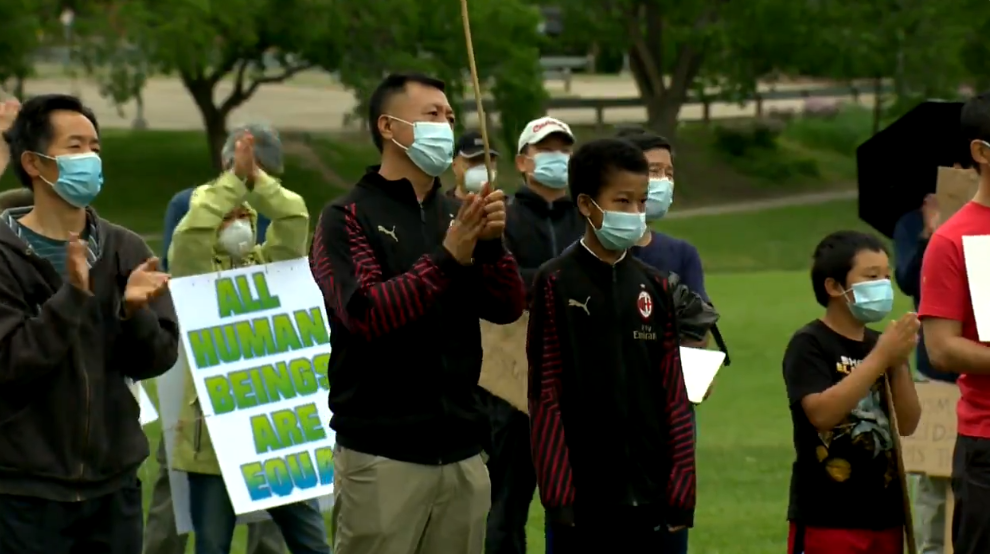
[{"xmin": 442, "ymin": 182, "xmax": 505, "ymax": 265}]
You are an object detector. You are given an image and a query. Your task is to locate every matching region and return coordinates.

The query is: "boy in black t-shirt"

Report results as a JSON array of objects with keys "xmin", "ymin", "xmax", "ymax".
[
  {"xmin": 783, "ymin": 230, "xmax": 922, "ymax": 554},
  {"xmin": 528, "ymin": 139, "xmax": 695, "ymax": 553}
]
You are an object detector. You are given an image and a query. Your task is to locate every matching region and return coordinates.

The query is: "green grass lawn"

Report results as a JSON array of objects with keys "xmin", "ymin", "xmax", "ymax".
[{"xmin": 129, "ymin": 198, "xmax": 906, "ymax": 554}]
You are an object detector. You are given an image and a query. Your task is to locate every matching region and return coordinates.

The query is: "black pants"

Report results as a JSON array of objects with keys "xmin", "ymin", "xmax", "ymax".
[
  {"xmin": 952, "ymin": 434, "xmax": 990, "ymax": 554},
  {"xmin": 548, "ymin": 504, "xmax": 667, "ymax": 553},
  {"xmin": 484, "ymin": 394, "xmax": 536, "ymax": 554},
  {"xmin": 0, "ymin": 480, "xmax": 143, "ymax": 554}
]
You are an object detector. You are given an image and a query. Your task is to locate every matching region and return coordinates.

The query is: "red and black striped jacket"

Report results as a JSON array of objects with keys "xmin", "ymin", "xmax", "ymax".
[
  {"xmin": 309, "ymin": 168, "xmax": 526, "ymax": 465},
  {"xmin": 527, "ymin": 240, "xmax": 696, "ymax": 527}
]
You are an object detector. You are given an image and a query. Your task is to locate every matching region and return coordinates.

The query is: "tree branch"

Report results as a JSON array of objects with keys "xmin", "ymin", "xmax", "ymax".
[
  {"xmin": 218, "ymin": 62, "xmax": 315, "ymax": 116},
  {"xmin": 626, "ymin": 4, "xmax": 666, "ymax": 96}
]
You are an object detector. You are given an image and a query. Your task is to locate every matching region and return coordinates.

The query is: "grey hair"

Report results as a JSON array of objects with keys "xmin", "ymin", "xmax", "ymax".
[{"xmin": 221, "ymin": 123, "xmax": 284, "ymax": 174}]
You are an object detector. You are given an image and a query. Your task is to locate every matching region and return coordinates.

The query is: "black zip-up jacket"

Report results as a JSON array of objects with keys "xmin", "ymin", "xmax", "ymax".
[
  {"xmin": 310, "ymin": 167, "xmax": 526, "ymax": 465},
  {"xmin": 528, "ymin": 242, "xmax": 696, "ymax": 527},
  {"xmin": 0, "ymin": 207, "xmax": 179, "ymax": 501},
  {"xmin": 505, "ymin": 186, "xmax": 584, "ymax": 298}
]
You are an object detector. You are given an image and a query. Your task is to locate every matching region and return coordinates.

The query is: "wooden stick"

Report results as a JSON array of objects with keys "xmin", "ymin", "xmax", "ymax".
[
  {"xmin": 884, "ymin": 375, "xmax": 918, "ymax": 554},
  {"xmin": 459, "ymin": 0, "xmax": 496, "ymax": 187}
]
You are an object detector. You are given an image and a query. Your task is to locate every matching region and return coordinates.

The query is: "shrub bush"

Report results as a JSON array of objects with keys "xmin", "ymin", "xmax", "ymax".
[
  {"xmin": 781, "ymin": 104, "xmax": 873, "ymax": 157},
  {"xmin": 712, "ymin": 118, "xmax": 786, "ymax": 157}
]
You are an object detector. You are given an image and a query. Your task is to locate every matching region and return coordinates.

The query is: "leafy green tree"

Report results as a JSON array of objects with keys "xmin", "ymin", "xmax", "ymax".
[
  {"xmin": 75, "ymin": 0, "xmax": 341, "ymax": 168},
  {"xmin": 557, "ymin": 0, "xmax": 816, "ymax": 137},
  {"xmin": 334, "ymin": 0, "xmax": 547, "ymax": 154},
  {"xmin": 0, "ymin": 0, "xmax": 48, "ymax": 98},
  {"xmin": 75, "ymin": 0, "xmax": 545, "ymax": 166}
]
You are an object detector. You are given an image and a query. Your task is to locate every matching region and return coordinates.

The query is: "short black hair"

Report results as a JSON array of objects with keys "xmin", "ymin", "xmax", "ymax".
[
  {"xmin": 616, "ymin": 128, "xmax": 673, "ymax": 155},
  {"xmin": 961, "ymin": 91, "xmax": 990, "ymax": 170},
  {"xmin": 2, "ymin": 94, "xmax": 99, "ymax": 189},
  {"xmin": 810, "ymin": 230, "xmax": 889, "ymax": 308},
  {"xmin": 367, "ymin": 72, "xmax": 446, "ymax": 153},
  {"xmin": 568, "ymin": 138, "xmax": 649, "ymax": 202}
]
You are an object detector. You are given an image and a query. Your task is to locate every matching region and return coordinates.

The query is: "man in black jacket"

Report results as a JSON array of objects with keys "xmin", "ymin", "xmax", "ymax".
[
  {"xmin": 484, "ymin": 116, "xmax": 584, "ymax": 554},
  {"xmin": 309, "ymin": 73, "xmax": 526, "ymax": 554},
  {"xmin": 0, "ymin": 94, "xmax": 179, "ymax": 554}
]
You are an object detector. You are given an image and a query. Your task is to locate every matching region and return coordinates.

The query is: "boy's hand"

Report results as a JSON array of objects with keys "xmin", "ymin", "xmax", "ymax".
[
  {"xmin": 668, "ymin": 525, "xmax": 686, "ymax": 533},
  {"xmin": 874, "ymin": 312, "xmax": 920, "ymax": 367}
]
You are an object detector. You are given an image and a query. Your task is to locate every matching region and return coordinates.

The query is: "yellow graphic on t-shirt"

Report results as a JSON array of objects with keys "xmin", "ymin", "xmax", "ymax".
[{"xmin": 817, "ymin": 355, "xmax": 897, "ymax": 486}]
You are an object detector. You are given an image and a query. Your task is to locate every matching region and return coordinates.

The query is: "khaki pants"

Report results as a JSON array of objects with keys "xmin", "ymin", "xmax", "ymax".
[{"xmin": 331, "ymin": 446, "xmax": 490, "ymax": 554}]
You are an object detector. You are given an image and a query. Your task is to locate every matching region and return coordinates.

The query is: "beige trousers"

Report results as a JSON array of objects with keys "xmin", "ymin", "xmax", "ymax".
[{"xmin": 331, "ymin": 446, "xmax": 490, "ymax": 554}]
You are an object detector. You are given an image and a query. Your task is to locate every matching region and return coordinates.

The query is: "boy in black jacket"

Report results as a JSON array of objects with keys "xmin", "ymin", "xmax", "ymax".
[{"xmin": 528, "ymin": 138, "xmax": 696, "ymax": 553}]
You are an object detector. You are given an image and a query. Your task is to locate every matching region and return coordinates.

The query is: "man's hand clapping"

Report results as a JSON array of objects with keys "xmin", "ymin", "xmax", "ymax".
[
  {"xmin": 443, "ymin": 194, "xmax": 486, "ymax": 265},
  {"xmin": 477, "ymin": 182, "xmax": 506, "ymax": 241},
  {"xmin": 124, "ymin": 258, "xmax": 170, "ymax": 317}
]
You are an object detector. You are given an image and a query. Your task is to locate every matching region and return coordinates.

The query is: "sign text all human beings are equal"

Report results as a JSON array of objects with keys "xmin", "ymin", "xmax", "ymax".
[{"xmin": 169, "ymin": 259, "xmax": 335, "ymax": 514}]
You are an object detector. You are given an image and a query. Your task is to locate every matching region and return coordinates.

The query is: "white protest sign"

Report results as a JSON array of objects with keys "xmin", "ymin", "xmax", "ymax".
[
  {"xmin": 962, "ymin": 235, "xmax": 990, "ymax": 343},
  {"xmin": 168, "ymin": 258, "xmax": 335, "ymax": 515},
  {"xmin": 128, "ymin": 382, "xmax": 159, "ymax": 426},
  {"xmin": 680, "ymin": 347, "xmax": 725, "ymax": 404}
]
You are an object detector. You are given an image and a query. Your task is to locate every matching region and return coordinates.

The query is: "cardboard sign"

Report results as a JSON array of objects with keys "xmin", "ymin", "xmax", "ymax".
[
  {"xmin": 168, "ymin": 259, "xmax": 335, "ymax": 515},
  {"xmin": 901, "ymin": 381, "xmax": 960, "ymax": 478},
  {"xmin": 936, "ymin": 166, "xmax": 979, "ymax": 223},
  {"xmin": 480, "ymin": 314, "xmax": 529, "ymax": 413}
]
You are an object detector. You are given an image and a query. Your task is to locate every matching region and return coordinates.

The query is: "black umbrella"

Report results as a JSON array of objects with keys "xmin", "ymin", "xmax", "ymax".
[{"xmin": 857, "ymin": 100, "xmax": 966, "ymax": 238}]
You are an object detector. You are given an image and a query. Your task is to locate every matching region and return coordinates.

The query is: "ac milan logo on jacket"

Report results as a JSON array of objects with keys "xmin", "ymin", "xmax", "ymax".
[{"xmin": 637, "ymin": 291, "xmax": 653, "ymax": 319}]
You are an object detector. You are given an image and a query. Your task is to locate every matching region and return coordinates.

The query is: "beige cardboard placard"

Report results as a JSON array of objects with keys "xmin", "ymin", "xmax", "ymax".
[
  {"xmin": 901, "ymin": 381, "xmax": 960, "ymax": 478},
  {"xmin": 479, "ymin": 313, "xmax": 529, "ymax": 413},
  {"xmin": 936, "ymin": 166, "xmax": 979, "ymax": 223}
]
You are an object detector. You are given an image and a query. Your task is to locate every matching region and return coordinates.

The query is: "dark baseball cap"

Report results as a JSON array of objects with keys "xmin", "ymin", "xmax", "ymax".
[{"xmin": 456, "ymin": 130, "xmax": 500, "ymax": 159}]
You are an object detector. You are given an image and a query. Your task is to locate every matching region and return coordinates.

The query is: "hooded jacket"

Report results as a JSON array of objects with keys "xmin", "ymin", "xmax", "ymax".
[
  {"xmin": 169, "ymin": 171, "xmax": 310, "ymax": 475},
  {"xmin": 504, "ymin": 186, "xmax": 584, "ymax": 297},
  {"xmin": 0, "ymin": 204, "xmax": 179, "ymax": 501}
]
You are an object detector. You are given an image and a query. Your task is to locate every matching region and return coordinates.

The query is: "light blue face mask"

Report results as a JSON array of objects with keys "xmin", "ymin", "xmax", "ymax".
[
  {"xmin": 390, "ymin": 117, "xmax": 454, "ymax": 177},
  {"xmin": 531, "ymin": 152, "xmax": 569, "ymax": 189},
  {"xmin": 846, "ymin": 279, "xmax": 894, "ymax": 323},
  {"xmin": 36, "ymin": 152, "xmax": 103, "ymax": 208},
  {"xmin": 646, "ymin": 177, "xmax": 674, "ymax": 220},
  {"xmin": 590, "ymin": 200, "xmax": 647, "ymax": 251}
]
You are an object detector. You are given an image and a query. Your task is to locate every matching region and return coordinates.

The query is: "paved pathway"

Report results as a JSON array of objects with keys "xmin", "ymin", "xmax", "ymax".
[{"xmin": 22, "ymin": 74, "xmax": 873, "ymax": 131}]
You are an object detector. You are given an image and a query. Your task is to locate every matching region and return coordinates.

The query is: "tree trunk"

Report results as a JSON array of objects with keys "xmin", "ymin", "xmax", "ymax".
[
  {"xmin": 627, "ymin": 47, "xmax": 692, "ymax": 139},
  {"xmin": 182, "ymin": 75, "xmax": 228, "ymax": 170}
]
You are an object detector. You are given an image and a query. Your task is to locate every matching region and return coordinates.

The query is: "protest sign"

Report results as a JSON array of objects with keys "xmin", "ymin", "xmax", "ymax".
[
  {"xmin": 936, "ymin": 166, "xmax": 979, "ymax": 223},
  {"xmin": 680, "ymin": 347, "xmax": 725, "ymax": 404},
  {"xmin": 168, "ymin": 258, "xmax": 335, "ymax": 515},
  {"xmin": 902, "ymin": 381, "xmax": 959, "ymax": 478},
  {"xmin": 963, "ymin": 235, "xmax": 990, "ymax": 343},
  {"xmin": 480, "ymin": 314, "xmax": 529, "ymax": 413}
]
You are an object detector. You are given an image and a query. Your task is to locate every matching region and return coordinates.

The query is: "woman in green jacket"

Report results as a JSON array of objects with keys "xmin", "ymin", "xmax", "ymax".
[{"xmin": 169, "ymin": 133, "xmax": 330, "ymax": 554}]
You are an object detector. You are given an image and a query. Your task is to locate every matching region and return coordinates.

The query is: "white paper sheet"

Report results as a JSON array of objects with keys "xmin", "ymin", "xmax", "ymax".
[
  {"xmin": 962, "ymin": 235, "xmax": 990, "ymax": 342},
  {"xmin": 680, "ymin": 347, "xmax": 726, "ymax": 404}
]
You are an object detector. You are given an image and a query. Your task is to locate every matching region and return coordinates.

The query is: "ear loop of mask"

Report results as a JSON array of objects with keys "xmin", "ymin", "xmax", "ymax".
[{"xmin": 386, "ymin": 116, "xmax": 412, "ymax": 151}]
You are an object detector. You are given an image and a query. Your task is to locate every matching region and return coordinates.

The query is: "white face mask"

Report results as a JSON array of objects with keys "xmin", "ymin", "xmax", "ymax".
[
  {"xmin": 218, "ymin": 218, "xmax": 255, "ymax": 259},
  {"xmin": 463, "ymin": 165, "xmax": 494, "ymax": 193}
]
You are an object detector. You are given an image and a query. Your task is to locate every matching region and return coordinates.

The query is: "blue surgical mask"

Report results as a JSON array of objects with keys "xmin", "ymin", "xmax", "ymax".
[
  {"xmin": 646, "ymin": 177, "xmax": 674, "ymax": 220},
  {"xmin": 589, "ymin": 200, "xmax": 647, "ymax": 251},
  {"xmin": 36, "ymin": 152, "xmax": 103, "ymax": 208},
  {"xmin": 531, "ymin": 152, "xmax": 569, "ymax": 189},
  {"xmin": 390, "ymin": 117, "xmax": 454, "ymax": 177},
  {"xmin": 846, "ymin": 280, "xmax": 894, "ymax": 323}
]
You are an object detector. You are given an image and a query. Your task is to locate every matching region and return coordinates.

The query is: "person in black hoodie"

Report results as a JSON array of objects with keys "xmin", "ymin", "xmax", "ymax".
[
  {"xmin": 529, "ymin": 138, "xmax": 695, "ymax": 553},
  {"xmin": 484, "ymin": 116, "xmax": 584, "ymax": 554},
  {"xmin": 0, "ymin": 94, "xmax": 179, "ymax": 553},
  {"xmin": 309, "ymin": 73, "xmax": 526, "ymax": 554}
]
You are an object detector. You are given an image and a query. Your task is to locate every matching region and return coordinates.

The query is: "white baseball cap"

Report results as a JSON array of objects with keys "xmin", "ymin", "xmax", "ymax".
[{"xmin": 516, "ymin": 116, "xmax": 575, "ymax": 153}]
